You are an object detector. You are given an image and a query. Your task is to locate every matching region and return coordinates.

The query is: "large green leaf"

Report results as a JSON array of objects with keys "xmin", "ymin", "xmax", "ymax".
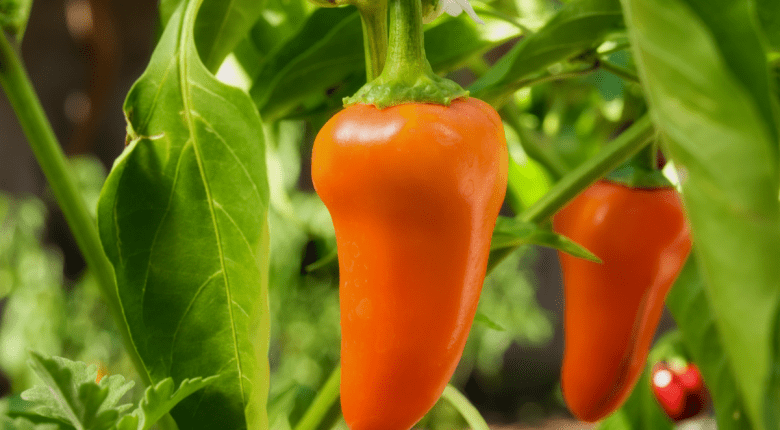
[
  {"xmin": 621, "ymin": 0, "xmax": 780, "ymax": 428},
  {"xmin": 666, "ymin": 258, "xmax": 751, "ymax": 430},
  {"xmin": 469, "ymin": 0, "xmax": 625, "ymax": 107},
  {"xmin": 97, "ymin": 0, "xmax": 270, "ymax": 429}
]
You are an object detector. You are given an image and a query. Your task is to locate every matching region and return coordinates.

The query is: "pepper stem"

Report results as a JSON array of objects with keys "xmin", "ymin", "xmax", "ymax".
[
  {"xmin": 606, "ymin": 129, "xmax": 671, "ymax": 189},
  {"xmin": 344, "ymin": 0, "xmax": 467, "ymax": 108}
]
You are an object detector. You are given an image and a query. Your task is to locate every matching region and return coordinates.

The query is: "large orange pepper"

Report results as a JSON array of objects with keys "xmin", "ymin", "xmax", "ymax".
[
  {"xmin": 553, "ymin": 180, "xmax": 691, "ymax": 422},
  {"xmin": 312, "ymin": 98, "xmax": 507, "ymax": 430}
]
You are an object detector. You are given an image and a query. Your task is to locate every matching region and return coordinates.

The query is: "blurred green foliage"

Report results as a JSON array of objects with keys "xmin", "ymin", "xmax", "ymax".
[{"xmin": 0, "ymin": 157, "xmax": 134, "ymax": 395}]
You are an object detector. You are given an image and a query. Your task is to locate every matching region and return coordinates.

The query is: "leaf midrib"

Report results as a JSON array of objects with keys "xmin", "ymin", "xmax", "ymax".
[{"xmin": 175, "ymin": 5, "xmax": 246, "ymax": 418}]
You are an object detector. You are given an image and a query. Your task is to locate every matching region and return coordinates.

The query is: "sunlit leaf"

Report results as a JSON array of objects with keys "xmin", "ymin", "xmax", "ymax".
[
  {"xmin": 621, "ymin": 0, "xmax": 780, "ymax": 427},
  {"xmin": 470, "ymin": 0, "xmax": 624, "ymax": 107},
  {"xmin": 97, "ymin": 0, "xmax": 270, "ymax": 429},
  {"xmin": 665, "ymin": 258, "xmax": 751, "ymax": 430}
]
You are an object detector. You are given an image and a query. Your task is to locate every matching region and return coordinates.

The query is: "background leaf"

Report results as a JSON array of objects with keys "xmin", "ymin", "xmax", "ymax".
[
  {"xmin": 666, "ymin": 258, "xmax": 751, "ymax": 430},
  {"xmin": 469, "ymin": 0, "xmax": 625, "ymax": 107},
  {"xmin": 621, "ymin": 0, "xmax": 780, "ymax": 428},
  {"xmin": 246, "ymin": 5, "xmax": 521, "ymax": 122},
  {"xmin": 97, "ymin": 0, "xmax": 270, "ymax": 429}
]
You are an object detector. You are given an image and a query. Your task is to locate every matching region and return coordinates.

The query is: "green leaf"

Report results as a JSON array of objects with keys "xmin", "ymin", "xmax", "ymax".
[
  {"xmin": 753, "ymin": 0, "xmax": 780, "ymax": 52},
  {"xmin": 249, "ymin": 5, "xmax": 520, "ymax": 121},
  {"xmin": 194, "ymin": 0, "xmax": 266, "ymax": 72},
  {"xmin": 666, "ymin": 258, "xmax": 751, "ymax": 430},
  {"xmin": 249, "ymin": 7, "xmax": 364, "ymax": 122},
  {"xmin": 424, "ymin": 6, "xmax": 522, "ymax": 74},
  {"xmin": 621, "ymin": 0, "xmax": 780, "ymax": 428},
  {"xmin": 20, "ymin": 353, "xmax": 134, "ymax": 430},
  {"xmin": 470, "ymin": 0, "xmax": 625, "ymax": 107},
  {"xmin": 158, "ymin": 0, "xmax": 180, "ymax": 29},
  {"xmin": 97, "ymin": 0, "xmax": 270, "ymax": 429},
  {"xmin": 473, "ymin": 312, "xmax": 505, "ymax": 332},
  {"xmin": 490, "ymin": 216, "xmax": 600, "ymax": 262},
  {"xmin": 0, "ymin": 416, "xmax": 60, "ymax": 430},
  {"xmin": 115, "ymin": 377, "xmax": 215, "ymax": 430},
  {"xmin": 0, "ymin": 0, "xmax": 32, "ymax": 43}
]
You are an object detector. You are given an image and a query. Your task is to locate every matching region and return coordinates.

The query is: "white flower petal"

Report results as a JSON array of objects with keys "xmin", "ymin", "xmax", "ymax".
[{"xmin": 445, "ymin": 0, "xmax": 485, "ymax": 24}]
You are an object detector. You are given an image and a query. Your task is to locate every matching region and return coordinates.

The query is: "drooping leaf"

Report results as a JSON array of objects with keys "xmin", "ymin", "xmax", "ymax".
[
  {"xmin": 621, "ymin": 0, "xmax": 780, "ymax": 428},
  {"xmin": 97, "ymin": 0, "xmax": 270, "ymax": 429},
  {"xmin": 490, "ymin": 216, "xmax": 600, "ymax": 261},
  {"xmin": 666, "ymin": 258, "xmax": 751, "ymax": 430},
  {"xmin": 470, "ymin": 0, "xmax": 625, "ymax": 107},
  {"xmin": 114, "ymin": 377, "xmax": 215, "ymax": 430},
  {"xmin": 19, "ymin": 353, "xmax": 134, "ymax": 430}
]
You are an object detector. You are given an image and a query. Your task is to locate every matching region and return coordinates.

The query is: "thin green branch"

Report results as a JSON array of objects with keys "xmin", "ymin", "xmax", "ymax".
[
  {"xmin": 441, "ymin": 385, "xmax": 491, "ymax": 430},
  {"xmin": 520, "ymin": 115, "xmax": 655, "ymax": 224},
  {"xmin": 294, "ymin": 366, "xmax": 342, "ymax": 430},
  {"xmin": 505, "ymin": 63, "xmax": 599, "ymax": 94},
  {"xmin": 599, "ymin": 59, "xmax": 640, "ymax": 83},
  {"xmin": 0, "ymin": 32, "xmax": 150, "ymax": 386}
]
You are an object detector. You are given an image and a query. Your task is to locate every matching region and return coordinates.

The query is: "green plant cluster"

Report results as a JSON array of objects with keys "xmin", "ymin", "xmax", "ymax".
[{"xmin": 1, "ymin": 0, "xmax": 779, "ymax": 429}]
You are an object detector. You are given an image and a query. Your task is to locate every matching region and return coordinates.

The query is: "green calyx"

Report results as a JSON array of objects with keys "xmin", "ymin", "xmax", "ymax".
[
  {"xmin": 606, "ymin": 141, "xmax": 672, "ymax": 189},
  {"xmin": 344, "ymin": 0, "xmax": 468, "ymax": 109},
  {"xmin": 344, "ymin": 62, "xmax": 467, "ymax": 108}
]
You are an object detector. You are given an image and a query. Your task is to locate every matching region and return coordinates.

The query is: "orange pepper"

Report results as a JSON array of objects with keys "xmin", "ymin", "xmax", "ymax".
[
  {"xmin": 553, "ymin": 180, "xmax": 692, "ymax": 422},
  {"xmin": 312, "ymin": 98, "xmax": 507, "ymax": 430}
]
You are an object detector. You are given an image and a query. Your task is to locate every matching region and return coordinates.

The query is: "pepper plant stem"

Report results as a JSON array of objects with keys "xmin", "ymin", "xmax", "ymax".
[
  {"xmin": 293, "ymin": 365, "xmax": 342, "ymax": 430},
  {"xmin": 520, "ymin": 115, "xmax": 655, "ymax": 224},
  {"xmin": 441, "ymin": 385, "xmax": 491, "ymax": 430},
  {"xmin": 385, "ymin": 0, "xmax": 426, "ymax": 79},
  {"xmin": 0, "ymin": 32, "xmax": 151, "ymax": 387},
  {"xmin": 356, "ymin": 2, "xmax": 388, "ymax": 81}
]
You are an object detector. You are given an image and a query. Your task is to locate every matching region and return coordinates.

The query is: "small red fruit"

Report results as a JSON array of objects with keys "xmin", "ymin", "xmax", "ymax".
[{"xmin": 651, "ymin": 362, "xmax": 707, "ymax": 421}]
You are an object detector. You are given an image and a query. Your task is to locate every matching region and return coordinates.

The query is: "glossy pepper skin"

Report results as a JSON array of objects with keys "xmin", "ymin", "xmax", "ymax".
[
  {"xmin": 312, "ymin": 98, "xmax": 507, "ymax": 430},
  {"xmin": 553, "ymin": 180, "xmax": 692, "ymax": 422}
]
